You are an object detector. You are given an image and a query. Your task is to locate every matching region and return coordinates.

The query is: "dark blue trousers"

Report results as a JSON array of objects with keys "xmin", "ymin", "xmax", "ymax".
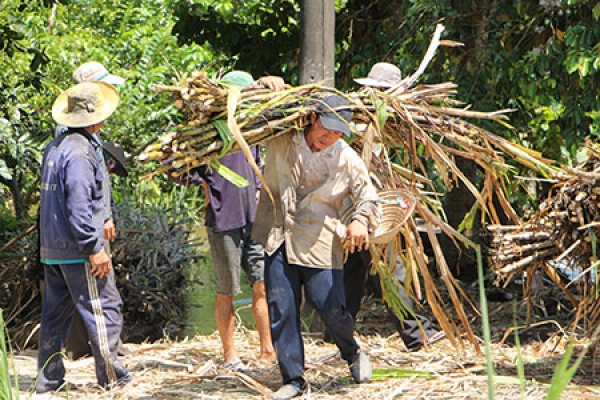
[
  {"xmin": 36, "ymin": 262, "xmax": 130, "ymax": 392},
  {"xmin": 343, "ymin": 250, "xmax": 438, "ymax": 350},
  {"xmin": 265, "ymin": 245, "xmax": 358, "ymax": 384}
]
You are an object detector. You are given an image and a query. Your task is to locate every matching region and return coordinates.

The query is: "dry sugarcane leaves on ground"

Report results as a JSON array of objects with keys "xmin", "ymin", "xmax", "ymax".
[{"xmin": 11, "ymin": 294, "xmax": 600, "ymax": 399}]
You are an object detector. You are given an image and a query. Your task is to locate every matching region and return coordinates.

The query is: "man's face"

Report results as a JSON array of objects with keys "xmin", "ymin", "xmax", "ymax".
[
  {"xmin": 306, "ymin": 114, "xmax": 343, "ymax": 152},
  {"xmin": 106, "ymin": 157, "xmax": 118, "ymax": 174}
]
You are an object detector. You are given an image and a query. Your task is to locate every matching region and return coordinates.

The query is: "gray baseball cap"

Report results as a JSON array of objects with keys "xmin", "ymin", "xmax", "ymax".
[{"xmin": 315, "ymin": 95, "xmax": 352, "ymax": 137}]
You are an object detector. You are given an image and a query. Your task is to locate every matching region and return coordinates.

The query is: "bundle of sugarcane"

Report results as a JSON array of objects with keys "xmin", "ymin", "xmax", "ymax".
[
  {"xmin": 488, "ymin": 141, "xmax": 600, "ymax": 281},
  {"xmin": 140, "ymin": 71, "xmax": 352, "ymax": 178},
  {"xmin": 141, "ymin": 70, "xmax": 553, "ymax": 192}
]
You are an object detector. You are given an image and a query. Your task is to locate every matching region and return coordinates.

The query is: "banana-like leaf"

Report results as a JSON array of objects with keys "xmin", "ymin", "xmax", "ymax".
[
  {"xmin": 209, "ymin": 160, "xmax": 249, "ymax": 188},
  {"xmin": 213, "ymin": 119, "xmax": 234, "ymax": 156}
]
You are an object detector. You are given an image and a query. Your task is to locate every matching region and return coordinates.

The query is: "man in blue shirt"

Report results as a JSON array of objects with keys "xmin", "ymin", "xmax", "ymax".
[
  {"xmin": 37, "ymin": 81, "xmax": 131, "ymax": 393},
  {"xmin": 52, "ymin": 62, "xmax": 131, "ymax": 360}
]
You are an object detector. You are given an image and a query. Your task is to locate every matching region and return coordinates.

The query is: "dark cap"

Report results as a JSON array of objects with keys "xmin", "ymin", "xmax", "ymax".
[
  {"xmin": 102, "ymin": 141, "xmax": 128, "ymax": 177},
  {"xmin": 315, "ymin": 95, "xmax": 352, "ymax": 137}
]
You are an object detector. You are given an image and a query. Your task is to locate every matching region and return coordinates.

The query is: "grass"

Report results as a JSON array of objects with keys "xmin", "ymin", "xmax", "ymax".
[{"xmin": 0, "ymin": 309, "xmax": 20, "ymax": 400}]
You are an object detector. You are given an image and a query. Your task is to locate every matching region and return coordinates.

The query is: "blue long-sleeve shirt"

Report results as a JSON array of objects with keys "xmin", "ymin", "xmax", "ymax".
[
  {"xmin": 39, "ymin": 128, "xmax": 105, "ymax": 261},
  {"xmin": 57, "ymin": 124, "xmax": 113, "ymax": 222}
]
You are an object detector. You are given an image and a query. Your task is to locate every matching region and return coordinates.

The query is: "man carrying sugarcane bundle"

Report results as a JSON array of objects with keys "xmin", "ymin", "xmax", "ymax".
[
  {"xmin": 167, "ymin": 73, "xmax": 285, "ymax": 371},
  {"xmin": 333, "ymin": 62, "xmax": 446, "ymax": 352},
  {"xmin": 341, "ymin": 62, "xmax": 445, "ymax": 351},
  {"xmin": 167, "ymin": 148, "xmax": 276, "ymax": 371},
  {"xmin": 253, "ymin": 94, "xmax": 380, "ymax": 399}
]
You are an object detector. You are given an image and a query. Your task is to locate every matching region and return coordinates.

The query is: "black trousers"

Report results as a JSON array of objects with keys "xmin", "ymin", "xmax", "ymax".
[{"xmin": 343, "ymin": 250, "xmax": 438, "ymax": 350}]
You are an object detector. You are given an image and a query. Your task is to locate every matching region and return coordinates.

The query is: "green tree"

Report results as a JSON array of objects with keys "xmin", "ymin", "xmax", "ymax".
[
  {"xmin": 171, "ymin": 0, "xmax": 301, "ymax": 80},
  {"xmin": 0, "ymin": 0, "xmax": 208, "ymax": 218},
  {"xmin": 0, "ymin": 0, "xmax": 57, "ymax": 219},
  {"xmin": 173, "ymin": 0, "xmax": 600, "ymax": 161},
  {"xmin": 337, "ymin": 0, "xmax": 600, "ymax": 162},
  {"xmin": 0, "ymin": 0, "xmax": 212, "ymax": 345}
]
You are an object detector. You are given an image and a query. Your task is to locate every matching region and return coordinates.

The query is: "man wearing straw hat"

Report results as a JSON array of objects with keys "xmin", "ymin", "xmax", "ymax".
[
  {"xmin": 50, "ymin": 61, "xmax": 132, "ymax": 360},
  {"xmin": 64, "ymin": 139, "xmax": 131, "ymax": 361},
  {"xmin": 37, "ymin": 81, "xmax": 131, "ymax": 393},
  {"xmin": 54, "ymin": 62, "xmax": 127, "ymax": 247},
  {"xmin": 67, "ymin": 61, "xmax": 126, "ymax": 247},
  {"xmin": 253, "ymin": 94, "xmax": 380, "ymax": 399}
]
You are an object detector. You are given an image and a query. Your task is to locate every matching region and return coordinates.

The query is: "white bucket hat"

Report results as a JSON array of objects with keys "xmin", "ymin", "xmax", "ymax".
[
  {"xmin": 72, "ymin": 61, "xmax": 126, "ymax": 85},
  {"xmin": 52, "ymin": 81, "xmax": 120, "ymax": 128},
  {"xmin": 354, "ymin": 62, "xmax": 402, "ymax": 88}
]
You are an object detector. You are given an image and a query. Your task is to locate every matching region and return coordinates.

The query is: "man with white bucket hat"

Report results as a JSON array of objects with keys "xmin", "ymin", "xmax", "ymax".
[
  {"xmin": 341, "ymin": 62, "xmax": 446, "ymax": 351},
  {"xmin": 354, "ymin": 62, "xmax": 403, "ymax": 88},
  {"xmin": 37, "ymin": 81, "xmax": 131, "ymax": 393},
  {"xmin": 72, "ymin": 61, "xmax": 126, "ymax": 85}
]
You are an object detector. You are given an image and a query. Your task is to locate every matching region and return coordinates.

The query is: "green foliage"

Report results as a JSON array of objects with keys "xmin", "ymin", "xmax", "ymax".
[
  {"xmin": 371, "ymin": 368, "xmax": 432, "ymax": 380},
  {"xmin": 0, "ymin": 209, "xmax": 27, "ymax": 241},
  {"xmin": 337, "ymin": 0, "xmax": 600, "ymax": 166},
  {"xmin": 546, "ymin": 340, "xmax": 584, "ymax": 400},
  {"xmin": 172, "ymin": 0, "xmax": 300, "ymax": 80},
  {"xmin": 336, "ymin": 0, "xmax": 600, "ymax": 217},
  {"xmin": 70, "ymin": 178, "xmax": 207, "ymax": 341},
  {"xmin": 513, "ymin": 303, "xmax": 526, "ymax": 399},
  {"xmin": 0, "ymin": 2, "xmax": 59, "ymax": 217},
  {"xmin": 0, "ymin": 0, "xmax": 209, "ymax": 218},
  {"xmin": 43, "ymin": 0, "xmax": 208, "ymax": 147},
  {"xmin": 476, "ymin": 246, "xmax": 495, "ymax": 400}
]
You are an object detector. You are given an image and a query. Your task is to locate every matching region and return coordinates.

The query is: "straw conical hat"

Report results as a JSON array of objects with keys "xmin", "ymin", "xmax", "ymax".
[{"xmin": 52, "ymin": 81, "xmax": 119, "ymax": 128}]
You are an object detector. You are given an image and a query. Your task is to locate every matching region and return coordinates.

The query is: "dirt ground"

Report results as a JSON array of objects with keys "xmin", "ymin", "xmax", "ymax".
[{"xmin": 11, "ymin": 294, "xmax": 600, "ymax": 400}]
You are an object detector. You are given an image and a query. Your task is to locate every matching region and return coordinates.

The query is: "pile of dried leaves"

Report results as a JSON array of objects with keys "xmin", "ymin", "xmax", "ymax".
[{"xmin": 10, "ymin": 294, "xmax": 600, "ymax": 399}]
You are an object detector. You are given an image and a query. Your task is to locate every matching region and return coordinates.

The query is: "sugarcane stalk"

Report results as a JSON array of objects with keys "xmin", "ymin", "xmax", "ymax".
[
  {"xmin": 492, "ymin": 240, "xmax": 556, "ymax": 262},
  {"xmin": 487, "ymin": 225, "xmax": 521, "ymax": 232},
  {"xmin": 495, "ymin": 249, "xmax": 558, "ymax": 274},
  {"xmin": 491, "ymin": 230, "xmax": 553, "ymax": 243}
]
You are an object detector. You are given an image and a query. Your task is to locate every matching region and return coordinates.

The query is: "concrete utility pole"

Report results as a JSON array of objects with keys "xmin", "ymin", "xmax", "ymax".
[{"xmin": 299, "ymin": 0, "xmax": 335, "ymax": 86}]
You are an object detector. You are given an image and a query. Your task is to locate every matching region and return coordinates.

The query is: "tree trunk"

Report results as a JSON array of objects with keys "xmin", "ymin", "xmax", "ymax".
[
  {"xmin": 439, "ymin": 157, "xmax": 480, "ymax": 282},
  {"xmin": 0, "ymin": 170, "xmax": 26, "ymax": 220},
  {"xmin": 299, "ymin": 0, "xmax": 335, "ymax": 86},
  {"xmin": 439, "ymin": 0, "xmax": 496, "ymax": 282},
  {"xmin": 299, "ymin": 0, "xmax": 335, "ymax": 332}
]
